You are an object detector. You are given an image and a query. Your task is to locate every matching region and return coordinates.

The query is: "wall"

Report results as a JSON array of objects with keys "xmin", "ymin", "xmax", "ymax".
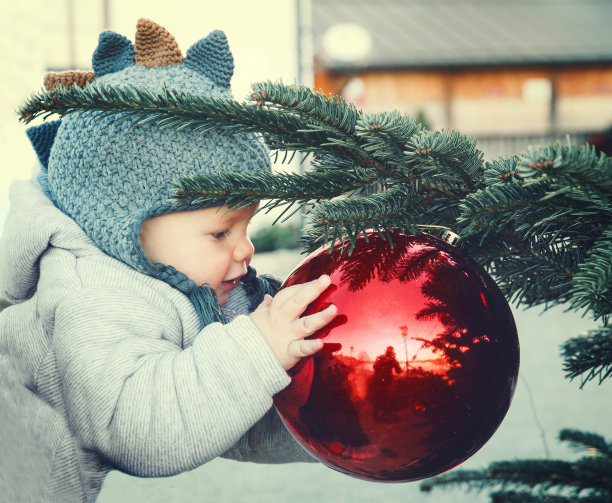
[{"xmin": 315, "ymin": 65, "xmax": 612, "ymax": 136}]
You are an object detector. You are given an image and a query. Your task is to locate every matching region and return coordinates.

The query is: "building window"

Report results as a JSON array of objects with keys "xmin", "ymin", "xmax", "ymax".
[{"xmin": 523, "ymin": 78, "xmax": 553, "ymax": 103}]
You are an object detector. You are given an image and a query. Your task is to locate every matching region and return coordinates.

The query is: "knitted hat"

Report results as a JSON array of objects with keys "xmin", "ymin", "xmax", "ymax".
[{"xmin": 26, "ymin": 19, "xmax": 271, "ymax": 280}]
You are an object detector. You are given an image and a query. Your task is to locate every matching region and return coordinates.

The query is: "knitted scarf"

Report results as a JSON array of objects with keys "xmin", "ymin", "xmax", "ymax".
[{"xmin": 160, "ymin": 265, "xmax": 281, "ymax": 330}]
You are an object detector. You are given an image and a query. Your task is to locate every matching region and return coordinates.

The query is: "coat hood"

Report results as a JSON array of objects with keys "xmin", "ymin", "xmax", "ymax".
[{"xmin": 0, "ymin": 179, "xmax": 93, "ymax": 303}]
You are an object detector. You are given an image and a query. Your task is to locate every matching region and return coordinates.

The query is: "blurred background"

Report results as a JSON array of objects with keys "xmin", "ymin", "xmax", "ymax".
[
  {"xmin": 1, "ymin": 0, "xmax": 611, "ymax": 501},
  {"xmin": 3, "ymin": 0, "xmax": 612, "ymax": 222}
]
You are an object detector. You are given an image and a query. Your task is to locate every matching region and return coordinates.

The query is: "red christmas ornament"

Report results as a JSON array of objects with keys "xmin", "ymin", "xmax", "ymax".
[{"xmin": 274, "ymin": 231, "xmax": 519, "ymax": 482}]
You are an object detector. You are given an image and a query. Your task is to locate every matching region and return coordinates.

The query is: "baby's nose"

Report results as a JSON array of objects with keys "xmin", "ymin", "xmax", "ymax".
[{"xmin": 233, "ymin": 236, "xmax": 255, "ymax": 262}]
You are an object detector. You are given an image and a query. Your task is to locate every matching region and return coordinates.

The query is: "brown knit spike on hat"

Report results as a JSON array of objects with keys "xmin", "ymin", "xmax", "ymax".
[
  {"xmin": 44, "ymin": 71, "xmax": 95, "ymax": 91},
  {"xmin": 135, "ymin": 18, "xmax": 183, "ymax": 68}
]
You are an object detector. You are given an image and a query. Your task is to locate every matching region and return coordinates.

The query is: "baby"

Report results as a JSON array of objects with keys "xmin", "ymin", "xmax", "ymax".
[
  {"xmin": 140, "ymin": 204, "xmax": 334, "ymax": 370},
  {"xmin": 0, "ymin": 19, "xmax": 335, "ymax": 502}
]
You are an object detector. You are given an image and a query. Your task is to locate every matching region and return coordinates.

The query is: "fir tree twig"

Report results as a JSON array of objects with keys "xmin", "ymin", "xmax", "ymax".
[
  {"xmin": 561, "ymin": 327, "xmax": 612, "ymax": 387},
  {"xmin": 420, "ymin": 430, "xmax": 612, "ymax": 502}
]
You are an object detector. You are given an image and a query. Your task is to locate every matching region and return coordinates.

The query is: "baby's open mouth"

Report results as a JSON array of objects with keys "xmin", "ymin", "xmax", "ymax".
[{"xmin": 221, "ymin": 276, "xmax": 242, "ymax": 290}]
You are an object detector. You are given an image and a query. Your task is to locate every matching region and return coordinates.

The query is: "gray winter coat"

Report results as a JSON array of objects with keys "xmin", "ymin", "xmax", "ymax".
[{"xmin": 0, "ymin": 180, "xmax": 311, "ymax": 502}]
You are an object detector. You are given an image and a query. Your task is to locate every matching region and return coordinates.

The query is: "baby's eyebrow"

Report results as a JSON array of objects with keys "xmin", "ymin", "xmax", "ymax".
[
  {"xmin": 216, "ymin": 206, "xmax": 256, "ymax": 223},
  {"xmin": 218, "ymin": 209, "xmax": 242, "ymax": 221}
]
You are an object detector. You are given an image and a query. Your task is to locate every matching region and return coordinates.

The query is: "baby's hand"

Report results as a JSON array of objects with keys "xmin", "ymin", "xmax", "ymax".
[{"xmin": 249, "ymin": 275, "xmax": 337, "ymax": 370}]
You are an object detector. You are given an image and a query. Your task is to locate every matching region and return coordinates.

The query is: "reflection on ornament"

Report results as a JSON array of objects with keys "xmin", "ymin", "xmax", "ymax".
[{"xmin": 274, "ymin": 231, "xmax": 519, "ymax": 482}]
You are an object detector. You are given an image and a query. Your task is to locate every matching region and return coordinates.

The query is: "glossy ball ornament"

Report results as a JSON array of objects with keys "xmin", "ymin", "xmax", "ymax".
[{"xmin": 274, "ymin": 231, "xmax": 519, "ymax": 482}]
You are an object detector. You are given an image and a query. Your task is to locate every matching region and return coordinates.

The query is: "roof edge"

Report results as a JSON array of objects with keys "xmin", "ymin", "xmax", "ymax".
[{"xmin": 320, "ymin": 58, "xmax": 612, "ymax": 74}]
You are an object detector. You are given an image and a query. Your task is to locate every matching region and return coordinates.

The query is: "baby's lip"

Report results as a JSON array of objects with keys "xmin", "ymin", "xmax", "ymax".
[
  {"xmin": 222, "ymin": 274, "xmax": 245, "ymax": 284},
  {"xmin": 221, "ymin": 275, "xmax": 244, "ymax": 293}
]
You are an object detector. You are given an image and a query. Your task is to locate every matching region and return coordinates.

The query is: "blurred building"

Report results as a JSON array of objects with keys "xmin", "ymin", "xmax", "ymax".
[
  {"xmin": 0, "ymin": 0, "xmax": 106, "ymax": 202},
  {"xmin": 1, "ymin": 0, "xmax": 303, "ymax": 231},
  {"xmin": 309, "ymin": 0, "xmax": 612, "ymax": 158}
]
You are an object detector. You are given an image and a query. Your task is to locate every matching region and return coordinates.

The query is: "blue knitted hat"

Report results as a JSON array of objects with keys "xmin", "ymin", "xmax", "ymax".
[{"xmin": 26, "ymin": 19, "xmax": 271, "ymax": 280}]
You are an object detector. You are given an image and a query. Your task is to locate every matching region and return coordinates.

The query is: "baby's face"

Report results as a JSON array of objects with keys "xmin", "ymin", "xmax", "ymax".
[{"xmin": 140, "ymin": 204, "xmax": 258, "ymax": 306}]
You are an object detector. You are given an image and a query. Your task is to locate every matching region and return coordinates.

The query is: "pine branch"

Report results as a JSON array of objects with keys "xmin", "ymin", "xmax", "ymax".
[
  {"xmin": 569, "ymin": 228, "xmax": 612, "ymax": 323},
  {"xmin": 407, "ymin": 128, "xmax": 485, "ymax": 193},
  {"xmin": 299, "ymin": 184, "xmax": 445, "ymax": 252},
  {"xmin": 18, "ymin": 83, "xmax": 370, "ymax": 165},
  {"xmin": 458, "ymin": 144, "xmax": 611, "ymax": 318},
  {"xmin": 352, "ymin": 110, "xmax": 424, "ymax": 183},
  {"xmin": 20, "ymin": 82, "xmax": 481, "ymax": 204},
  {"xmin": 420, "ymin": 430, "xmax": 612, "ymax": 502},
  {"xmin": 251, "ymin": 81, "xmax": 360, "ymax": 137},
  {"xmin": 20, "ymin": 81, "xmax": 611, "ymax": 329},
  {"xmin": 250, "ymin": 83, "xmax": 375, "ymax": 166},
  {"xmin": 517, "ymin": 142, "xmax": 612, "ymax": 207},
  {"xmin": 561, "ymin": 327, "xmax": 612, "ymax": 387},
  {"xmin": 457, "ymin": 185, "xmax": 584, "ymax": 309},
  {"xmin": 483, "ymin": 235, "xmax": 582, "ymax": 308},
  {"xmin": 559, "ymin": 429, "xmax": 612, "ymax": 456},
  {"xmin": 253, "ymin": 83, "xmax": 485, "ymax": 197},
  {"xmin": 490, "ymin": 490, "xmax": 608, "ymax": 503},
  {"xmin": 19, "ymin": 81, "xmax": 487, "ymax": 252},
  {"xmin": 172, "ymin": 167, "xmax": 379, "ymax": 210},
  {"xmin": 485, "ymin": 155, "xmax": 521, "ymax": 185},
  {"xmin": 420, "ymin": 459, "xmax": 612, "ymax": 499},
  {"xmin": 459, "ymin": 178, "xmax": 597, "ymax": 243},
  {"xmin": 355, "ymin": 110, "xmax": 422, "ymax": 168}
]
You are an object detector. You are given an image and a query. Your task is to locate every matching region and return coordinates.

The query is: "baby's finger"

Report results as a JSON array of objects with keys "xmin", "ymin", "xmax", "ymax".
[
  {"xmin": 299, "ymin": 304, "xmax": 338, "ymax": 335},
  {"xmin": 288, "ymin": 338, "xmax": 324, "ymax": 360},
  {"xmin": 280, "ymin": 275, "xmax": 332, "ymax": 319}
]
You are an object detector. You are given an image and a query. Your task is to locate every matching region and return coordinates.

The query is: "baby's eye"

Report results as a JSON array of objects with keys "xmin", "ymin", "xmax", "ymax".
[{"xmin": 212, "ymin": 230, "xmax": 230, "ymax": 240}]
